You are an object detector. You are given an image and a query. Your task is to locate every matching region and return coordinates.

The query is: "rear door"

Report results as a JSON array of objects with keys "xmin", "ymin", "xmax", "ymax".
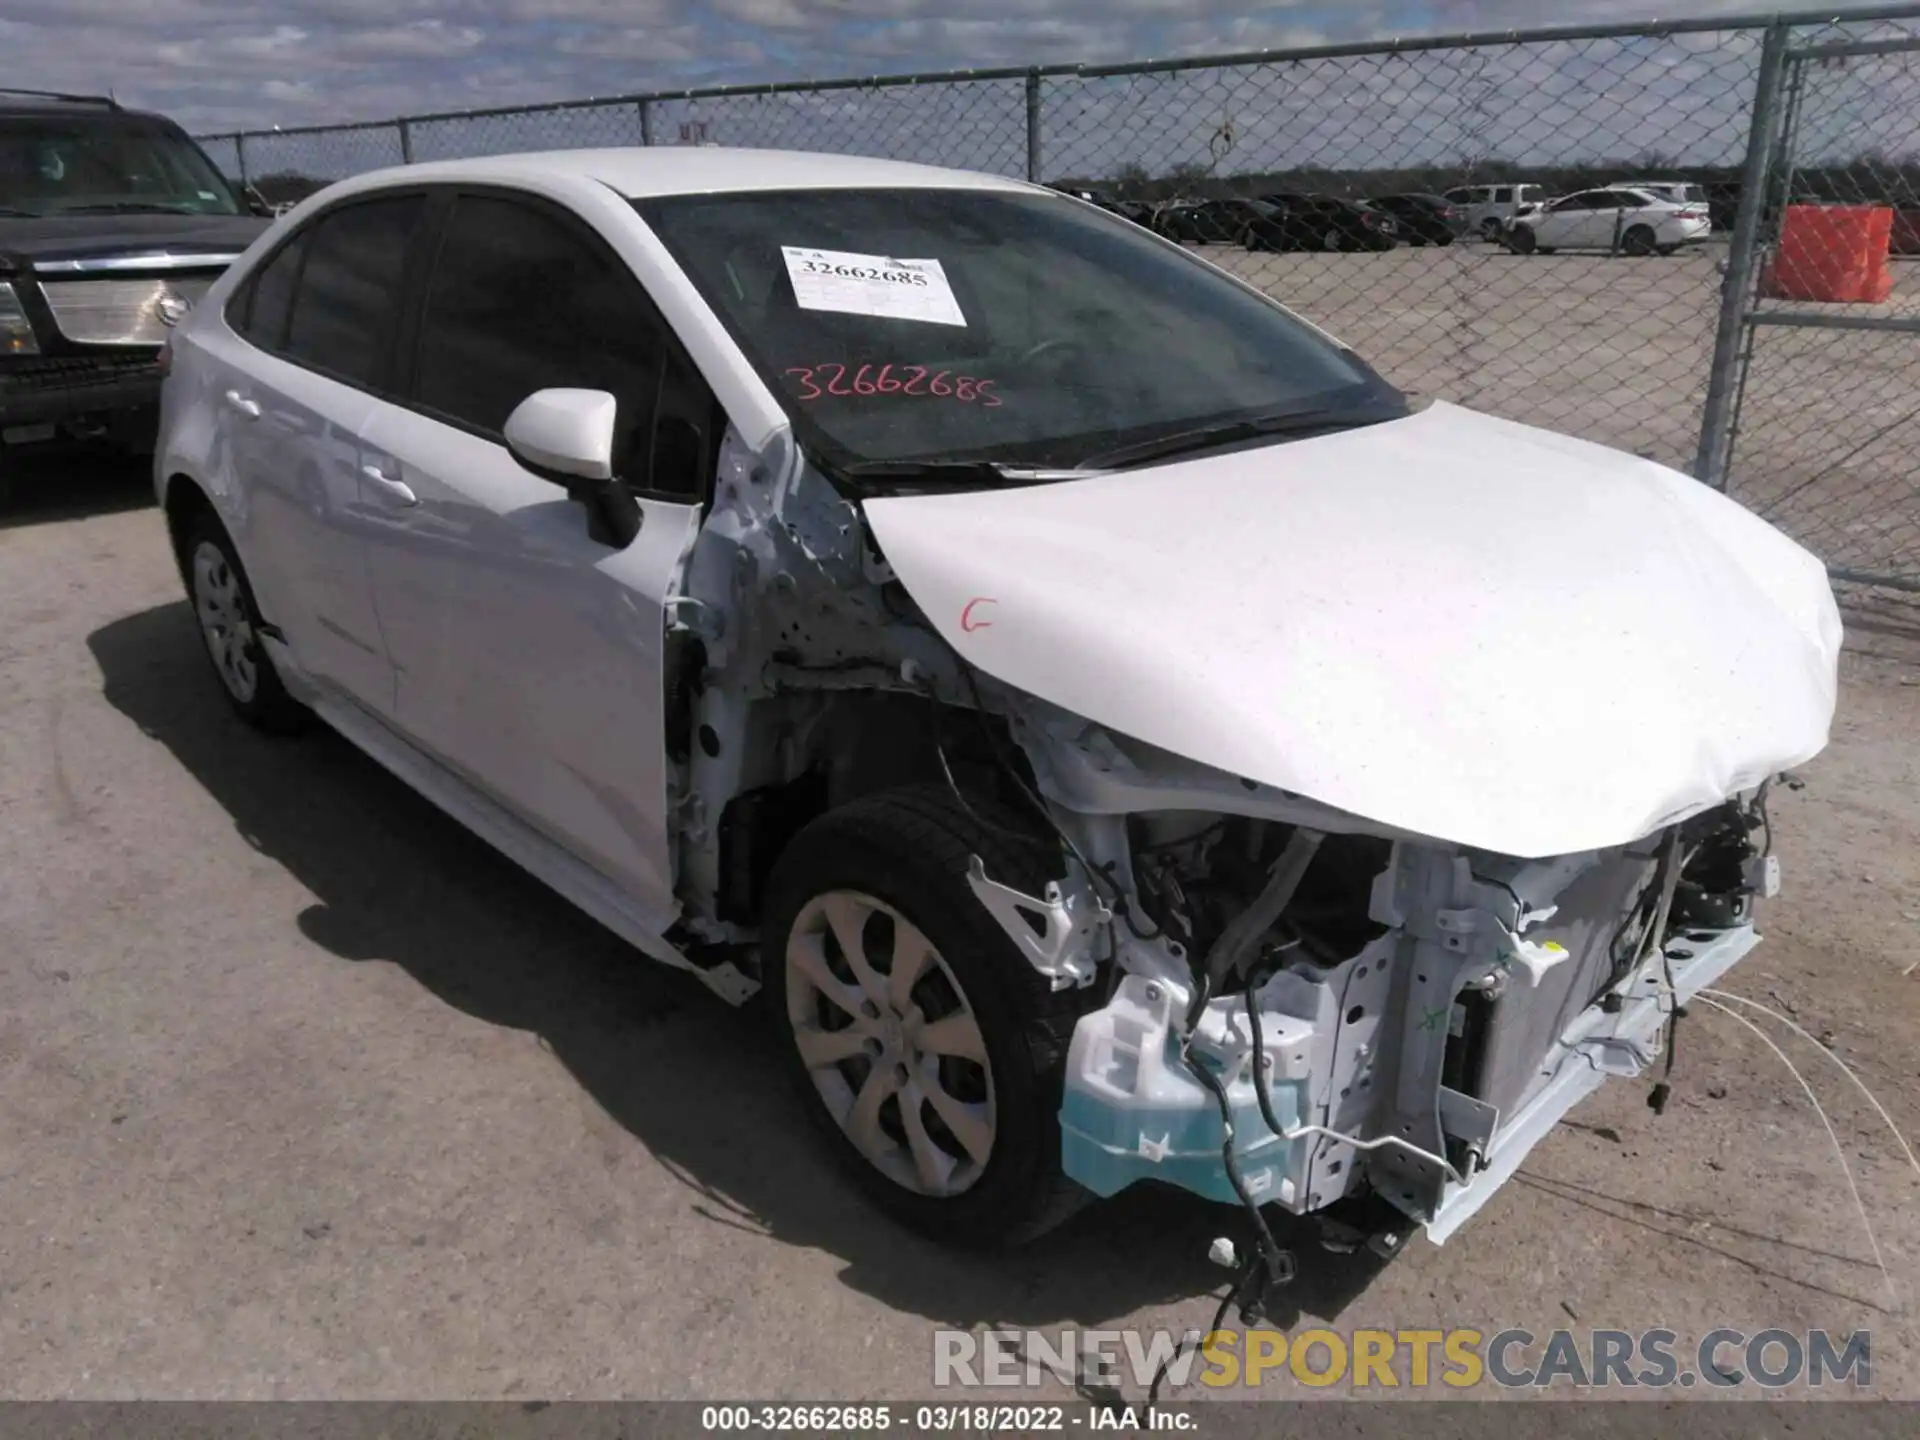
[
  {"xmin": 1536, "ymin": 192, "xmax": 1607, "ymax": 248},
  {"xmin": 355, "ymin": 187, "xmax": 716, "ymax": 915},
  {"xmin": 216, "ymin": 193, "xmax": 428, "ymax": 709}
]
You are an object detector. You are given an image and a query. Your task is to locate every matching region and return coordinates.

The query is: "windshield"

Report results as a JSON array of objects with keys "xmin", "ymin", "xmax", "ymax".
[
  {"xmin": 638, "ymin": 187, "xmax": 1401, "ymax": 476},
  {"xmin": 0, "ymin": 116, "xmax": 241, "ymax": 217}
]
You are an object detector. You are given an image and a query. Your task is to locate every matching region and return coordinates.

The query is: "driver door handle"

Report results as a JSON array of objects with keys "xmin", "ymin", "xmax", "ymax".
[
  {"xmin": 361, "ymin": 463, "xmax": 418, "ymax": 507},
  {"xmin": 223, "ymin": 390, "xmax": 261, "ymax": 420}
]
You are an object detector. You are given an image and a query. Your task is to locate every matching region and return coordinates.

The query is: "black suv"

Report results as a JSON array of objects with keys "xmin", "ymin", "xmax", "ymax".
[{"xmin": 1, "ymin": 89, "xmax": 269, "ymax": 468}]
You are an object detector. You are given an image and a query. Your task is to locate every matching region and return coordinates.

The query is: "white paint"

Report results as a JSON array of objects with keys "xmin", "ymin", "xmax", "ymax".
[
  {"xmin": 865, "ymin": 401, "xmax": 1843, "ymax": 859},
  {"xmin": 781, "ymin": 246, "xmax": 966, "ymax": 327}
]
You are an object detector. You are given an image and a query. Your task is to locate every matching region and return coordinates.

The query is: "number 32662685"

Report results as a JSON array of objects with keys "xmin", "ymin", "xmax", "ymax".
[{"xmin": 784, "ymin": 363, "xmax": 1002, "ymax": 406}]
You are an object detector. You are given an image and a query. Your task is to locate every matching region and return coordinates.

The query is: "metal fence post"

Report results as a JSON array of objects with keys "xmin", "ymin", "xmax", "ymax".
[
  {"xmin": 235, "ymin": 132, "xmax": 250, "ymax": 187},
  {"xmin": 1694, "ymin": 20, "xmax": 1791, "ymax": 488},
  {"xmin": 1025, "ymin": 70, "xmax": 1042, "ymax": 182},
  {"xmin": 398, "ymin": 117, "xmax": 415, "ymax": 164},
  {"xmin": 639, "ymin": 98, "xmax": 654, "ymax": 146}
]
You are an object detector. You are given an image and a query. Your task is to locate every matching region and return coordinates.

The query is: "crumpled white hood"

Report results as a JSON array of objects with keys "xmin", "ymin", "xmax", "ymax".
[{"xmin": 863, "ymin": 401, "xmax": 1842, "ymax": 859}]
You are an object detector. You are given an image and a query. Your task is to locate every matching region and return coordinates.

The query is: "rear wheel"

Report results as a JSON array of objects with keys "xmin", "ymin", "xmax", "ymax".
[
  {"xmin": 1323, "ymin": 226, "xmax": 1349, "ymax": 252},
  {"xmin": 183, "ymin": 512, "xmax": 305, "ymax": 733},
  {"xmin": 762, "ymin": 785, "xmax": 1094, "ymax": 1248},
  {"xmin": 1622, "ymin": 224, "xmax": 1658, "ymax": 257}
]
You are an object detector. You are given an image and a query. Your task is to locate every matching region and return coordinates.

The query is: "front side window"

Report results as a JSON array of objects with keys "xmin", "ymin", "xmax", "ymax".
[
  {"xmin": 412, "ymin": 194, "xmax": 665, "ymax": 475},
  {"xmin": 639, "ymin": 187, "xmax": 1399, "ymax": 478},
  {"xmin": 281, "ymin": 196, "xmax": 425, "ymax": 388},
  {"xmin": 0, "ymin": 116, "xmax": 240, "ymax": 217}
]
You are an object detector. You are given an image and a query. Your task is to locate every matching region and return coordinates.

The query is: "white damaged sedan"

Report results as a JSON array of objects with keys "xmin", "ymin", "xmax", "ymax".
[{"xmin": 155, "ymin": 148, "xmax": 1840, "ymax": 1272}]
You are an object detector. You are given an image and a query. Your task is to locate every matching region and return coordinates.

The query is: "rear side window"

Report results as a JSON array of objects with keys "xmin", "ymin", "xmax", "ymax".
[
  {"xmin": 281, "ymin": 195, "xmax": 425, "ymax": 389},
  {"xmin": 230, "ymin": 232, "xmax": 306, "ymax": 350},
  {"xmin": 411, "ymin": 194, "xmax": 666, "ymax": 472}
]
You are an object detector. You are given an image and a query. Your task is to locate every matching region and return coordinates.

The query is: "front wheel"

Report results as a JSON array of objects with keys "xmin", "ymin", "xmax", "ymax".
[
  {"xmin": 1622, "ymin": 224, "xmax": 1658, "ymax": 257},
  {"xmin": 762, "ymin": 785, "xmax": 1094, "ymax": 1248},
  {"xmin": 1506, "ymin": 226, "xmax": 1537, "ymax": 254}
]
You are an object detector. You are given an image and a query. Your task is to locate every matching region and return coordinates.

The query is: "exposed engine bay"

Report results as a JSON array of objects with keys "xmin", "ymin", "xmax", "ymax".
[{"xmin": 657, "ymin": 423, "xmax": 1804, "ymax": 1268}]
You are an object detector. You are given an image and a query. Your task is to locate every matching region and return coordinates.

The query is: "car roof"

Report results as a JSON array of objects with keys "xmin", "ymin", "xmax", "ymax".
[
  {"xmin": 0, "ymin": 92, "xmax": 177, "ymax": 126},
  {"xmin": 330, "ymin": 147, "xmax": 1040, "ymax": 201}
]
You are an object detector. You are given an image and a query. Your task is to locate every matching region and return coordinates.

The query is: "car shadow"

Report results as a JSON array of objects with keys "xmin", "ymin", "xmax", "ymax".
[
  {"xmin": 87, "ymin": 599, "xmax": 1394, "ymax": 1334},
  {"xmin": 0, "ymin": 450, "xmax": 155, "ymax": 530}
]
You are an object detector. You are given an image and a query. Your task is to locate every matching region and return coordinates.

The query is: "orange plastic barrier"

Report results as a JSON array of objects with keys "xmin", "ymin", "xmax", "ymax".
[{"xmin": 1762, "ymin": 204, "xmax": 1894, "ymax": 303}]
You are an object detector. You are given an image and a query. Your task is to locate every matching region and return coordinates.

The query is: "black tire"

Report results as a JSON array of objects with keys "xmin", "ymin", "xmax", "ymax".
[
  {"xmin": 1436, "ymin": 235, "xmax": 1455, "ymax": 247},
  {"xmin": 1408, "ymin": 235, "xmax": 1428, "ymax": 247},
  {"xmin": 1480, "ymin": 217, "xmax": 1504, "ymax": 241},
  {"xmin": 180, "ymin": 510, "xmax": 306, "ymax": 733},
  {"xmin": 1657, "ymin": 245, "xmax": 1680, "ymax": 257},
  {"xmin": 1323, "ymin": 226, "xmax": 1348, "ymax": 252},
  {"xmin": 762, "ymin": 784, "xmax": 1096, "ymax": 1248},
  {"xmin": 1622, "ymin": 224, "xmax": 1657, "ymax": 257},
  {"xmin": 1506, "ymin": 227, "xmax": 1537, "ymax": 254}
]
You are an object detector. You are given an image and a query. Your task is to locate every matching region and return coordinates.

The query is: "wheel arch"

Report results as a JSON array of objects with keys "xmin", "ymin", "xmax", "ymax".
[
  {"xmin": 161, "ymin": 472, "xmax": 220, "ymax": 591},
  {"xmin": 704, "ymin": 687, "xmax": 1055, "ymax": 931}
]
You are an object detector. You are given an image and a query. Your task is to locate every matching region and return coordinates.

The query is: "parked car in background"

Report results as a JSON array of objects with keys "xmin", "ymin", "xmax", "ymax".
[
  {"xmin": 1262, "ymin": 193, "xmax": 1398, "ymax": 251},
  {"xmin": 1605, "ymin": 180, "xmax": 1711, "ymax": 216},
  {"xmin": 1150, "ymin": 198, "xmax": 1212, "ymax": 242},
  {"xmin": 1443, "ymin": 182, "xmax": 1549, "ymax": 240},
  {"xmin": 1366, "ymin": 193, "xmax": 1470, "ymax": 246},
  {"xmin": 1106, "ymin": 198, "xmax": 1155, "ymax": 228},
  {"xmin": 1174, "ymin": 197, "xmax": 1289, "ymax": 251},
  {"xmin": 155, "ymin": 146, "xmax": 1838, "ymax": 1263},
  {"xmin": 1505, "ymin": 186, "xmax": 1712, "ymax": 255},
  {"xmin": 0, "ymin": 88, "xmax": 269, "ymax": 477}
]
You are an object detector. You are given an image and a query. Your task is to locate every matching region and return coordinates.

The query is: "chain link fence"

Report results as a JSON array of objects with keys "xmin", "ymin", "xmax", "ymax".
[
  {"xmin": 1722, "ymin": 25, "xmax": 1920, "ymax": 634},
  {"xmin": 197, "ymin": 6, "xmax": 1920, "ymax": 606}
]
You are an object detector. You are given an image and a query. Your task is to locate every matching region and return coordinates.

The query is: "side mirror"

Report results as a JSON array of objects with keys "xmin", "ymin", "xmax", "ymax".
[
  {"xmin": 235, "ymin": 181, "xmax": 273, "ymax": 218},
  {"xmin": 505, "ymin": 388, "xmax": 642, "ymax": 548}
]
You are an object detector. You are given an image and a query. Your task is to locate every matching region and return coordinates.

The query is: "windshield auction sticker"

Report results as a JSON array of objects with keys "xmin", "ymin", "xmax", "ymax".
[{"xmin": 781, "ymin": 246, "xmax": 967, "ymax": 326}]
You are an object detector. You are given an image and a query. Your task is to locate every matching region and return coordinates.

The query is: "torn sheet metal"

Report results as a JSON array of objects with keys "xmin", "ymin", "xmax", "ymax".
[{"xmin": 862, "ymin": 401, "xmax": 1842, "ymax": 859}]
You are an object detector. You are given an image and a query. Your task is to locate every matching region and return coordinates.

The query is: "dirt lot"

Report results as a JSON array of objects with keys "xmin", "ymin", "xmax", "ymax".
[{"xmin": 2, "ymin": 457, "xmax": 1919, "ymax": 1407}]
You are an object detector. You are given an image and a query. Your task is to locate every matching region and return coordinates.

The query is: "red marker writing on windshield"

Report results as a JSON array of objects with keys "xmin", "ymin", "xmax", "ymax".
[{"xmin": 960, "ymin": 598, "xmax": 997, "ymax": 633}]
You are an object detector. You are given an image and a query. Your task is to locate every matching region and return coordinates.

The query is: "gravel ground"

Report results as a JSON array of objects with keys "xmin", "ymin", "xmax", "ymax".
[{"xmin": 2, "ymin": 458, "xmax": 1918, "ymax": 1406}]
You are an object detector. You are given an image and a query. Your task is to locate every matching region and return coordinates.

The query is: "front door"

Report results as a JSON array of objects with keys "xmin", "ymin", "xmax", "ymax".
[{"xmin": 356, "ymin": 189, "xmax": 717, "ymax": 920}]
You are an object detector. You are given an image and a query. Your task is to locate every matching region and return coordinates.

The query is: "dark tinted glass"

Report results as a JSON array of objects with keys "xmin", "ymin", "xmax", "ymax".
[
  {"xmin": 0, "ymin": 117, "xmax": 240, "ymax": 217},
  {"xmin": 413, "ymin": 195, "xmax": 663, "ymax": 467},
  {"xmin": 283, "ymin": 195, "xmax": 424, "ymax": 388},
  {"xmin": 640, "ymin": 187, "xmax": 1396, "ymax": 473},
  {"xmin": 236, "ymin": 232, "xmax": 306, "ymax": 350}
]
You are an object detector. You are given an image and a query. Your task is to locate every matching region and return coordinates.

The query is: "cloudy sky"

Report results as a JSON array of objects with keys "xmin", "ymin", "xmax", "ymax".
[{"xmin": 0, "ymin": 0, "xmax": 1890, "ymax": 134}]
